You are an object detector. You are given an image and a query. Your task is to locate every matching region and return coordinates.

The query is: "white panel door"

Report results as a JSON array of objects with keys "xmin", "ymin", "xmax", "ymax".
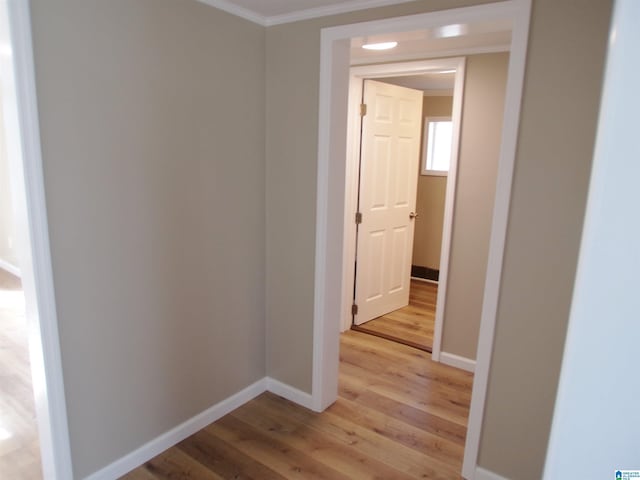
[{"xmin": 354, "ymin": 79, "xmax": 423, "ymax": 325}]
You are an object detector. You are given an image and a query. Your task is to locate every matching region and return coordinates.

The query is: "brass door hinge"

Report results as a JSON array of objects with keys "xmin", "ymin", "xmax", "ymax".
[{"xmin": 360, "ymin": 103, "xmax": 367, "ymax": 116}]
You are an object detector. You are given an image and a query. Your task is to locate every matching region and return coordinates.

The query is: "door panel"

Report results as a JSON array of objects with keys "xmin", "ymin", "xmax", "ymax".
[
  {"xmin": 354, "ymin": 79, "xmax": 423, "ymax": 325},
  {"xmin": 365, "ymin": 230, "xmax": 385, "ymax": 300},
  {"xmin": 394, "ymin": 137, "xmax": 414, "ymax": 206},
  {"xmin": 371, "ymin": 136, "xmax": 391, "ymax": 209},
  {"xmin": 389, "ymin": 225, "xmax": 409, "ymax": 292}
]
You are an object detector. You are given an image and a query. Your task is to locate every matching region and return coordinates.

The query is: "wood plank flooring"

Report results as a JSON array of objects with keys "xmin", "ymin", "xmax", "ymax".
[
  {"xmin": 123, "ymin": 330, "xmax": 473, "ymax": 479},
  {"xmin": 354, "ymin": 280, "xmax": 437, "ymax": 352},
  {"xmin": 0, "ymin": 268, "xmax": 42, "ymax": 479}
]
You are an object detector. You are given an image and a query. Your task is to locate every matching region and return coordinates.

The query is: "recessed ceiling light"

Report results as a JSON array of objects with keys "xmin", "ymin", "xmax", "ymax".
[
  {"xmin": 434, "ymin": 24, "xmax": 468, "ymax": 38},
  {"xmin": 362, "ymin": 41, "xmax": 398, "ymax": 51}
]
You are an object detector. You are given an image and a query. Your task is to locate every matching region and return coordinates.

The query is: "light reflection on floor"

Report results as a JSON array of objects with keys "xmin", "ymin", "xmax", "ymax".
[{"xmin": 0, "ymin": 271, "xmax": 42, "ymax": 479}]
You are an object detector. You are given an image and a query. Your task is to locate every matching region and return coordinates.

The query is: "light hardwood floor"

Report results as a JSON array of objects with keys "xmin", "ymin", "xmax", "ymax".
[
  {"xmin": 123, "ymin": 329, "xmax": 473, "ymax": 479},
  {"xmin": 354, "ymin": 279, "xmax": 436, "ymax": 352},
  {"xmin": 0, "ymin": 268, "xmax": 42, "ymax": 479}
]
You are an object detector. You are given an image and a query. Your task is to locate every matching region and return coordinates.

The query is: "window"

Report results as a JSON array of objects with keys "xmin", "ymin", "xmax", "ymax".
[{"xmin": 422, "ymin": 116, "xmax": 453, "ymax": 176}]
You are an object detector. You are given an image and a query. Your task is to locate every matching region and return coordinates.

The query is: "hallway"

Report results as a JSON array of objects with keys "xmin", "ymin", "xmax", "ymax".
[{"xmin": 123, "ymin": 330, "xmax": 472, "ymax": 479}]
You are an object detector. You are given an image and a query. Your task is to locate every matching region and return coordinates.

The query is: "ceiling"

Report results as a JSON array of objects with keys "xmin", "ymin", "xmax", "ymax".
[
  {"xmin": 199, "ymin": 2, "xmax": 512, "ymax": 64},
  {"xmin": 199, "ymin": 0, "xmax": 417, "ymax": 26},
  {"xmin": 350, "ymin": 18, "xmax": 512, "ymax": 65}
]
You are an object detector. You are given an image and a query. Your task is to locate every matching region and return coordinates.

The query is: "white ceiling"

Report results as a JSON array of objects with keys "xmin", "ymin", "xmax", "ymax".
[
  {"xmin": 350, "ymin": 18, "xmax": 512, "ymax": 65},
  {"xmin": 199, "ymin": 0, "xmax": 417, "ymax": 26}
]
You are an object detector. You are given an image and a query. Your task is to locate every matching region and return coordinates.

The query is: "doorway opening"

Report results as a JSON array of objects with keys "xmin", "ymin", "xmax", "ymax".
[
  {"xmin": 342, "ymin": 58, "xmax": 465, "ymax": 355},
  {"xmin": 0, "ymin": 4, "xmax": 42, "ymax": 477},
  {"xmin": 312, "ymin": 1, "xmax": 532, "ymax": 478},
  {"xmin": 0, "ymin": 2, "xmax": 72, "ymax": 479}
]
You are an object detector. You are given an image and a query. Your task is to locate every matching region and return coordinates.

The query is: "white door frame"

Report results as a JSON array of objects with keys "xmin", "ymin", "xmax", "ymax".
[
  {"xmin": 5, "ymin": 2, "xmax": 73, "ymax": 478},
  {"xmin": 312, "ymin": 1, "xmax": 532, "ymax": 478},
  {"xmin": 340, "ymin": 58, "xmax": 466, "ymax": 369}
]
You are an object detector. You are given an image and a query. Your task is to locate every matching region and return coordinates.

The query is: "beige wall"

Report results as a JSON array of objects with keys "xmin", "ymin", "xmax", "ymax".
[
  {"xmin": 30, "ymin": 1, "xmax": 266, "ymax": 477},
  {"xmin": 477, "ymin": 0, "xmax": 613, "ymax": 478},
  {"xmin": 265, "ymin": 0, "xmax": 611, "ymax": 478},
  {"xmin": 26, "ymin": 0, "xmax": 612, "ymax": 477},
  {"xmin": 0, "ymin": 92, "xmax": 19, "ymax": 270},
  {"xmin": 411, "ymin": 53, "xmax": 510, "ymax": 364},
  {"xmin": 442, "ymin": 52, "xmax": 509, "ymax": 360},
  {"xmin": 413, "ymin": 95, "xmax": 452, "ymax": 270}
]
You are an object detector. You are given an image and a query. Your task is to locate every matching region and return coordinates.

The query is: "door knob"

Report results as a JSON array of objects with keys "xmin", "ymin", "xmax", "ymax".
[{"xmin": 409, "ymin": 212, "xmax": 419, "ymax": 219}]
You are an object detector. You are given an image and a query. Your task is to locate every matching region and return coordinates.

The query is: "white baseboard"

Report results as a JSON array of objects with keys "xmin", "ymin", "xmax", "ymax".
[
  {"xmin": 84, "ymin": 378, "xmax": 267, "ymax": 480},
  {"xmin": 266, "ymin": 377, "xmax": 314, "ymax": 410},
  {"xmin": 440, "ymin": 352, "xmax": 476, "ymax": 373},
  {"xmin": 0, "ymin": 258, "xmax": 20, "ymax": 277},
  {"xmin": 82, "ymin": 376, "xmax": 316, "ymax": 479},
  {"xmin": 475, "ymin": 466, "xmax": 510, "ymax": 480}
]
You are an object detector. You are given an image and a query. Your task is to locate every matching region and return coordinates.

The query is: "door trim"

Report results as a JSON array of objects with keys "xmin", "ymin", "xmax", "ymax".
[
  {"xmin": 431, "ymin": 57, "xmax": 465, "ymax": 362},
  {"xmin": 340, "ymin": 57, "xmax": 466, "ymax": 369},
  {"xmin": 7, "ymin": 2, "xmax": 73, "ymax": 478},
  {"xmin": 313, "ymin": 1, "xmax": 532, "ymax": 478}
]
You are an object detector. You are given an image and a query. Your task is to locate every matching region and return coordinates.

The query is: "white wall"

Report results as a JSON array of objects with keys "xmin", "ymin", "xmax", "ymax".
[
  {"xmin": 0, "ymin": 23, "xmax": 20, "ymax": 273},
  {"xmin": 543, "ymin": 0, "xmax": 640, "ymax": 476},
  {"xmin": 0, "ymin": 91, "xmax": 19, "ymax": 271}
]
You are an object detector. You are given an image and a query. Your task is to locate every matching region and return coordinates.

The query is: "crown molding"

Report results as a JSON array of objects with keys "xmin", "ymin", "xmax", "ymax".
[
  {"xmin": 197, "ymin": 0, "xmax": 419, "ymax": 27},
  {"xmin": 264, "ymin": 0, "xmax": 418, "ymax": 26},
  {"xmin": 196, "ymin": 0, "xmax": 267, "ymax": 25}
]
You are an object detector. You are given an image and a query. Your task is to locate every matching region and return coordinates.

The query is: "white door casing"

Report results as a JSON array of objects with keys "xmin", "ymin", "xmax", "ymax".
[
  {"xmin": 313, "ymin": 1, "xmax": 533, "ymax": 476},
  {"xmin": 4, "ymin": 1, "xmax": 74, "ymax": 478},
  {"xmin": 354, "ymin": 80, "xmax": 423, "ymax": 325}
]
